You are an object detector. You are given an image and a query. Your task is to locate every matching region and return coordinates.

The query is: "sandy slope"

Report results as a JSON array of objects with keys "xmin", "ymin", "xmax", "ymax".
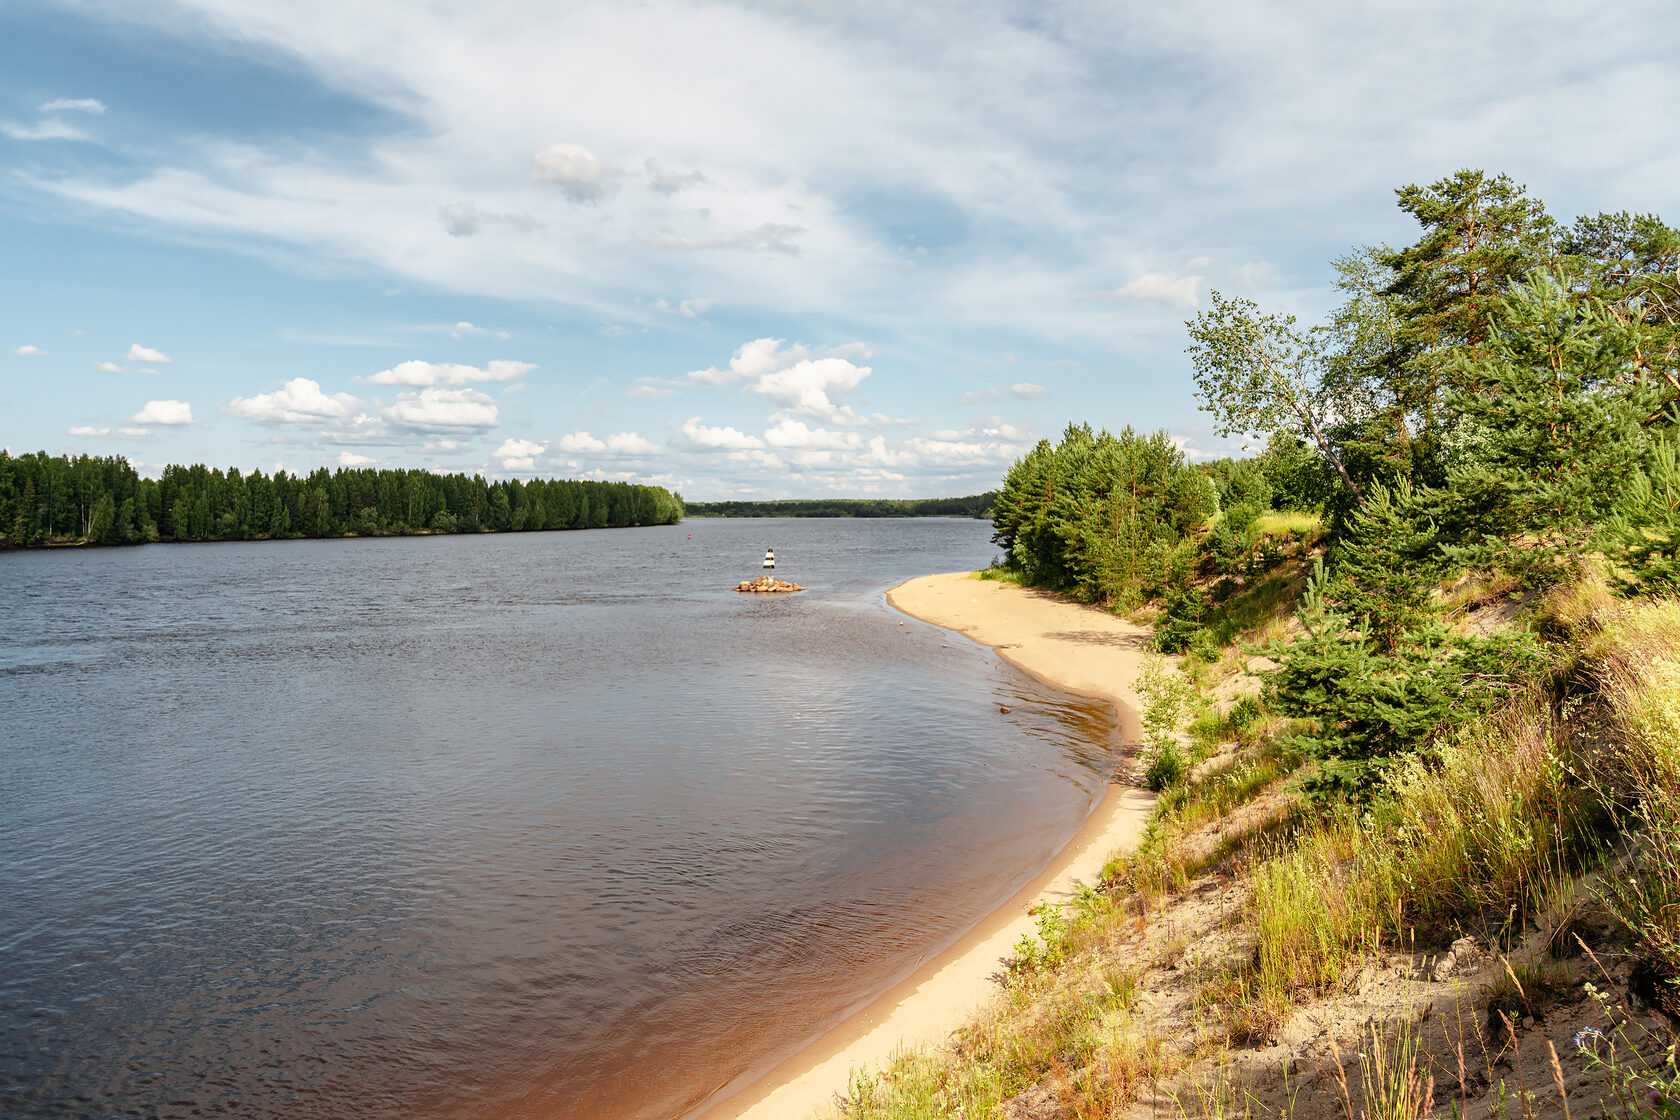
[{"xmin": 702, "ymin": 572, "xmax": 1156, "ymax": 1120}]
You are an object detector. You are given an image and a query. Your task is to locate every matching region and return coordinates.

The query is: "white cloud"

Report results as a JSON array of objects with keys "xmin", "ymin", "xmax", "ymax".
[
  {"xmin": 674, "ymin": 417, "xmax": 765, "ymax": 451},
  {"xmin": 493, "ymin": 437, "xmax": 546, "ymax": 471},
  {"xmin": 41, "ymin": 98, "xmax": 105, "ymax": 114},
  {"xmin": 1228, "ymin": 261, "xmax": 1277, "ymax": 290},
  {"xmin": 360, "ymin": 359, "xmax": 535, "ymax": 386},
  {"xmin": 437, "ymin": 201, "xmax": 542, "ymax": 237},
  {"xmin": 2, "ymin": 120, "xmax": 88, "ymax": 141},
  {"xmin": 449, "ymin": 320, "xmax": 511, "ymax": 340},
  {"xmin": 557, "ymin": 430, "xmax": 659, "ymax": 455},
  {"xmin": 651, "ymin": 297, "xmax": 714, "ymax": 318},
  {"xmin": 902, "ymin": 423, "xmax": 1032, "ymax": 465},
  {"xmin": 645, "ymin": 157, "xmax": 707, "ymax": 195},
  {"xmin": 382, "ymin": 387, "xmax": 499, "ymax": 433},
  {"xmin": 228, "ymin": 378, "xmax": 360, "ymax": 423},
  {"xmin": 1101, "ymin": 271, "xmax": 1204, "ymax": 311},
  {"xmin": 438, "ymin": 201, "xmax": 482, "ymax": 237},
  {"xmin": 14, "ymin": 345, "xmax": 45, "ymax": 357},
  {"xmin": 337, "ymin": 450, "xmax": 378, "ymax": 466},
  {"xmin": 68, "ymin": 425, "xmax": 109, "ymax": 436},
  {"xmin": 96, "ymin": 360, "xmax": 125, "ymax": 373},
  {"xmin": 961, "ymin": 388, "xmax": 1000, "ymax": 404},
  {"xmin": 118, "ymin": 426, "xmax": 152, "ymax": 437},
  {"xmin": 531, "ymin": 143, "xmax": 617, "ymax": 203},
  {"xmin": 137, "ymin": 367, "xmax": 162, "ymax": 376},
  {"xmin": 131, "ymin": 399, "xmax": 193, "ymax": 426},
  {"xmin": 1009, "ymin": 382, "xmax": 1049, "ymax": 399},
  {"xmin": 658, "ymin": 222, "xmax": 805, "ymax": 256},
  {"xmin": 125, "ymin": 343, "xmax": 172, "ymax": 364},
  {"xmin": 751, "ymin": 356, "xmax": 875, "ymax": 425},
  {"xmin": 763, "ymin": 417, "xmax": 862, "ymax": 450}
]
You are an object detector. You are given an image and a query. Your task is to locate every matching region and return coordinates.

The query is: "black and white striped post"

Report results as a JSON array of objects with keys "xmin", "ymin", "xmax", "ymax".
[{"xmin": 762, "ymin": 547, "xmax": 775, "ymax": 580}]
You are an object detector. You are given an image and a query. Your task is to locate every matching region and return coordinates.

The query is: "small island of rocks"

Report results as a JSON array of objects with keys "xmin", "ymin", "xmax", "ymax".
[{"xmin": 735, "ymin": 576, "xmax": 805, "ymax": 593}]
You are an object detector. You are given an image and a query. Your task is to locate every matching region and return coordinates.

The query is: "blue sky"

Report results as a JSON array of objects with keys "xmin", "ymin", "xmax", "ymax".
[{"xmin": 3, "ymin": 1, "xmax": 1677, "ymax": 498}]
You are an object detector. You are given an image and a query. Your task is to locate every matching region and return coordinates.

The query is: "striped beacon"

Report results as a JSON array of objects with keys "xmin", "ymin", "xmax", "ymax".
[{"xmin": 762, "ymin": 548, "xmax": 775, "ymax": 572}]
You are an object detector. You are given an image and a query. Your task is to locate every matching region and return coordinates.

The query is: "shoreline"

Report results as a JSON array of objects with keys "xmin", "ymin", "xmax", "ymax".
[{"xmin": 697, "ymin": 571, "xmax": 1157, "ymax": 1120}]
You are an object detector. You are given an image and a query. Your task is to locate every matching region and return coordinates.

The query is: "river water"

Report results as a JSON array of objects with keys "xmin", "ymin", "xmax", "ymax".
[{"xmin": 0, "ymin": 518, "xmax": 1120, "ymax": 1119}]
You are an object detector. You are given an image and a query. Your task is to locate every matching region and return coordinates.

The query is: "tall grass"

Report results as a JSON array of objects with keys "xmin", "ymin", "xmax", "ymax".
[{"xmin": 1587, "ymin": 599, "xmax": 1680, "ymax": 986}]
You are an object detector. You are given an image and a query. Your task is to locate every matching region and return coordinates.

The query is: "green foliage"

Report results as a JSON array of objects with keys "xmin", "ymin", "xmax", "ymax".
[
  {"xmin": 1324, "ymin": 479, "xmax": 1439, "ymax": 651},
  {"xmin": 991, "ymin": 424, "xmax": 1212, "ymax": 606},
  {"xmin": 1602, "ymin": 433, "xmax": 1680, "ymax": 592},
  {"xmin": 1434, "ymin": 271, "xmax": 1661, "ymax": 574},
  {"xmin": 684, "ymin": 493, "xmax": 996, "ymax": 518},
  {"xmin": 0, "ymin": 450, "xmax": 683, "ymax": 548},
  {"xmin": 1186, "ymin": 291, "xmax": 1367, "ymax": 506},
  {"xmin": 1136, "ymin": 656, "xmax": 1195, "ymax": 790},
  {"xmin": 1264, "ymin": 560, "xmax": 1545, "ymax": 800}
]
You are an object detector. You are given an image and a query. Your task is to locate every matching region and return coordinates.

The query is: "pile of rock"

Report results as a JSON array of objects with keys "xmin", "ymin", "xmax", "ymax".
[{"xmin": 735, "ymin": 576, "xmax": 805, "ymax": 593}]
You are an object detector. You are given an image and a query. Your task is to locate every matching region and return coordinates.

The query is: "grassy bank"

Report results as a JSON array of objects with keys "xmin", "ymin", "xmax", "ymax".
[{"xmin": 831, "ymin": 565, "xmax": 1680, "ymax": 1119}]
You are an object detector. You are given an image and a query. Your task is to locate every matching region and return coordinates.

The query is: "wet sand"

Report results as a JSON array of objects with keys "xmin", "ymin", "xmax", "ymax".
[{"xmin": 702, "ymin": 572, "xmax": 1156, "ymax": 1120}]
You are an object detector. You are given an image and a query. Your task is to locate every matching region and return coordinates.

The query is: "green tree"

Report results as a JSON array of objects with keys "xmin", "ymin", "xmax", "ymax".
[{"xmin": 1186, "ymin": 292, "xmax": 1367, "ymax": 506}]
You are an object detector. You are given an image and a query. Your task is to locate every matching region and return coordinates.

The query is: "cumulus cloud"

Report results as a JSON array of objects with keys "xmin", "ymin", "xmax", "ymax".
[
  {"xmin": 360, "ymin": 359, "xmax": 535, "ymax": 386},
  {"xmin": 557, "ymin": 430, "xmax": 659, "ymax": 455},
  {"xmin": 96, "ymin": 360, "xmax": 125, "ymax": 373},
  {"xmin": 639, "ymin": 338, "xmax": 893, "ymax": 428},
  {"xmin": 68, "ymin": 425, "xmax": 109, "ymax": 436},
  {"xmin": 752, "ymin": 356, "xmax": 875, "ymax": 425},
  {"xmin": 493, "ymin": 437, "xmax": 546, "ymax": 471},
  {"xmin": 658, "ymin": 222, "xmax": 804, "ymax": 256},
  {"xmin": 382, "ymin": 387, "xmax": 500, "ymax": 433},
  {"xmin": 1009, "ymin": 382, "xmax": 1049, "ymax": 398},
  {"xmin": 644, "ymin": 157, "xmax": 706, "ymax": 195},
  {"xmin": 673, "ymin": 417, "xmax": 766, "ymax": 451},
  {"xmin": 42, "ymin": 98, "xmax": 105, "ymax": 114},
  {"xmin": 131, "ymin": 399, "xmax": 193, "ymax": 426},
  {"xmin": 1101, "ymin": 271, "xmax": 1204, "ymax": 311},
  {"xmin": 902, "ymin": 423, "xmax": 1032, "ymax": 465},
  {"xmin": 228, "ymin": 378, "xmax": 360, "ymax": 423},
  {"xmin": 125, "ymin": 343, "xmax": 172, "ymax": 364},
  {"xmin": 14, "ymin": 345, "xmax": 45, "ymax": 357},
  {"xmin": 531, "ymin": 143, "xmax": 617, "ymax": 203},
  {"xmin": 337, "ymin": 450, "xmax": 377, "ymax": 466},
  {"xmin": 651, "ymin": 297, "xmax": 714, "ymax": 318},
  {"xmin": 764, "ymin": 417, "xmax": 862, "ymax": 450}
]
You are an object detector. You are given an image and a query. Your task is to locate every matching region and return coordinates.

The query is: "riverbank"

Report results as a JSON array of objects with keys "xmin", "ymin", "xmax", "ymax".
[{"xmin": 703, "ymin": 571, "xmax": 1156, "ymax": 1120}]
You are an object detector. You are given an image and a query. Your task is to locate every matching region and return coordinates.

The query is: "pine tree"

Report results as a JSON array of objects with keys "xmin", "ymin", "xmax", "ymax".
[{"xmin": 1437, "ymin": 271, "xmax": 1659, "ymax": 574}]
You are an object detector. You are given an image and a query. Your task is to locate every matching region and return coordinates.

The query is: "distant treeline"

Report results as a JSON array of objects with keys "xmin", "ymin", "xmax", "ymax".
[
  {"xmin": 0, "ymin": 450, "xmax": 684, "ymax": 547},
  {"xmin": 683, "ymin": 493, "xmax": 996, "ymax": 518}
]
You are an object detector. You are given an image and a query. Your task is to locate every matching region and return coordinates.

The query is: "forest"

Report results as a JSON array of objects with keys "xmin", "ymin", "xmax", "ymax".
[
  {"xmin": 683, "ymin": 493, "xmax": 996, "ymax": 518},
  {"xmin": 0, "ymin": 452, "xmax": 684, "ymax": 546},
  {"xmin": 840, "ymin": 172, "xmax": 1680, "ymax": 1116},
  {"xmin": 991, "ymin": 168, "xmax": 1679, "ymax": 794}
]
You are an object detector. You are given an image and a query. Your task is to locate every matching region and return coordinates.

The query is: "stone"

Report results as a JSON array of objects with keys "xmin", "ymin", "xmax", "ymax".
[{"xmin": 735, "ymin": 576, "xmax": 805, "ymax": 593}]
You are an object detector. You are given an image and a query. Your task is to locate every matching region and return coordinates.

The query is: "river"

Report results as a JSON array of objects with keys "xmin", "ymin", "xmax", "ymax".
[{"xmin": 0, "ymin": 517, "xmax": 1119, "ymax": 1119}]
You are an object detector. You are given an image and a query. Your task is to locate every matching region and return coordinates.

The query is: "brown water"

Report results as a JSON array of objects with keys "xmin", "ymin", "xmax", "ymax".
[{"xmin": 0, "ymin": 518, "xmax": 1120, "ymax": 1119}]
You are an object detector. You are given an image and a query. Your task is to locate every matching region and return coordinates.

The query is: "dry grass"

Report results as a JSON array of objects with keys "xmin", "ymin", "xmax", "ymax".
[{"xmin": 832, "ymin": 586, "xmax": 1680, "ymax": 1120}]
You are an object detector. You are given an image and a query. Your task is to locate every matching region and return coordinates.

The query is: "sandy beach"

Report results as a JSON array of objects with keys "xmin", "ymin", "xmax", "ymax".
[{"xmin": 704, "ymin": 571, "xmax": 1157, "ymax": 1120}]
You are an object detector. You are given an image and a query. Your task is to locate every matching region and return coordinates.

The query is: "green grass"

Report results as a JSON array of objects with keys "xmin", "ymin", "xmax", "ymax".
[
  {"xmin": 1252, "ymin": 510, "xmax": 1323, "ymax": 538},
  {"xmin": 973, "ymin": 565, "xmax": 1030, "ymax": 585}
]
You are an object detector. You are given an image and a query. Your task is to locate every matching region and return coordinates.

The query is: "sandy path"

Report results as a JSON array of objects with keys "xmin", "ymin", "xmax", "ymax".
[{"xmin": 702, "ymin": 572, "xmax": 1156, "ymax": 1120}]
